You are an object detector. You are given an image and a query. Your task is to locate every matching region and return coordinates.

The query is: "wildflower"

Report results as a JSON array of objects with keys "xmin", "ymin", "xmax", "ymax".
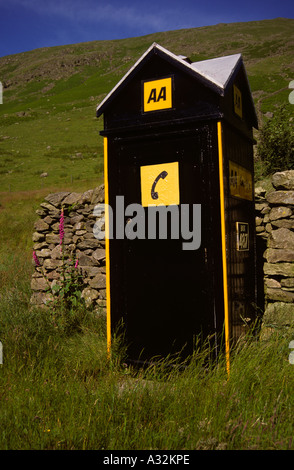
[
  {"xmin": 74, "ymin": 259, "xmax": 79, "ymax": 269},
  {"xmin": 59, "ymin": 208, "xmax": 64, "ymax": 250},
  {"xmin": 33, "ymin": 250, "xmax": 40, "ymax": 266}
]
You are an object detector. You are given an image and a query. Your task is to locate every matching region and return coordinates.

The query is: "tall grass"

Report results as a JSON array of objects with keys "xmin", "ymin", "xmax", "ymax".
[
  {"xmin": 1, "ymin": 193, "xmax": 294, "ymax": 450},
  {"xmin": 1, "ymin": 269, "xmax": 294, "ymax": 450}
]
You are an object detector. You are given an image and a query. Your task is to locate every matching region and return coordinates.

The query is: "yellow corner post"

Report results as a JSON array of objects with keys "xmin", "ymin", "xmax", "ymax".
[
  {"xmin": 217, "ymin": 121, "xmax": 230, "ymax": 377},
  {"xmin": 104, "ymin": 137, "xmax": 111, "ymax": 358}
]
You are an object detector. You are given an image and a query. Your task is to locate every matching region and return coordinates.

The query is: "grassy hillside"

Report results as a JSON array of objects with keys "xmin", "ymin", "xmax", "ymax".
[
  {"xmin": 1, "ymin": 19, "xmax": 294, "ymax": 451},
  {"xmin": 0, "ymin": 17, "xmax": 293, "ymax": 193}
]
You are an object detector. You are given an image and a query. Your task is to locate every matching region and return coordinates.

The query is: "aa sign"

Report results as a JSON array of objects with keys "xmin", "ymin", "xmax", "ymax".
[{"xmin": 143, "ymin": 77, "xmax": 172, "ymax": 112}]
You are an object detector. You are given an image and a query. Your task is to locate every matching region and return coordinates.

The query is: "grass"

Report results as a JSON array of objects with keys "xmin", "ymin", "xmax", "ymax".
[
  {"xmin": 1, "ymin": 281, "xmax": 294, "ymax": 450},
  {"xmin": 1, "ymin": 18, "xmax": 294, "ymax": 451},
  {"xmin": 0, "ymin": 101, "xmax": 104, "ymax": 192},
  {"xmin": 1, "ymin": 18, "xmax": 293, "ymax": 192},
  {"xmin": 0, "ymin": 192, "xmax": 294, "ymax": 450}
]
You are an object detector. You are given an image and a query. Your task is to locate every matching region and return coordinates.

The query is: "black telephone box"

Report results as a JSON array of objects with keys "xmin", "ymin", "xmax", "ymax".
[{"xmin": 96, "ymin": 43, "xmax": 259, "ymax": 367}]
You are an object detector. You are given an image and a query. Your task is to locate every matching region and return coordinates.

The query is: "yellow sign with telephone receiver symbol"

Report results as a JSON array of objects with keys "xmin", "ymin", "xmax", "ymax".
[{"xmin": 140, "ymin": 161, "xmax": 180, "ymax": 207}]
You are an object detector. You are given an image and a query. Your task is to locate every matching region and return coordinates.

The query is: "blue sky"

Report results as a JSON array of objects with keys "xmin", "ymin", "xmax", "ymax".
[{"xmin": 0, "ymin": 0, "xmax": 293, "ymax": 57}]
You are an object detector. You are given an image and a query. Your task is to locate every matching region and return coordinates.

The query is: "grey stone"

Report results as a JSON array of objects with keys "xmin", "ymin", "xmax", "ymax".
[
  {"xmin": 264, "ymin": 214, "xmax": 270, "ymax": 223},
  {"xmin": 30, "ymin": 292, "xmax": 54, "ymax": 306},
  {"xmin": 77, "ymin": 239, "xmax": 98, "ymax": 250},
  {"xmin": 271, "ymin": 219, "xmax": 294, "ymax": 230},
  {"xmin": 33, "ymin": 242, "xmax": 48, "ymax": 250},
  {"xmin": 263, "ymin": 302, "xmax": 294, "ymax": 326},
  {"xmin": 264, "ymin": 248, "xmax": 294, "ymax": 263},
  {"xmin": 70, "ymin": 214, "xmax": 84, "ymax": 224},
  {"xmin": 35, "ymin": 248, "xmax": 51, "ymax": 258},
  {"xmin": 269, "ymin": 206, "xmax": 292, "ymax": 221},
  {"xmin": 45, "ymin": 192, "xmax": 70, "ymax": 207},
  {"xmin": 267, "ymin": 190, "xmax": 294, "ymax": 205},
  {"xmin": 40, "ymin": 202, "xmax": 60, "ymax": 215},
  {"xmin": 79, "ymin": 266, "xmax": 101, "ymax": 278},
  {"xmin": 256, "ymin": 225, "xmax": 265, "ymax": 233},
  {"xmin": 281, "ymin": 278, "xmax": 294, "ymax": 288},
  {"xmin": 268, "ymin": 228, "xmax": 294, "ymax": 250},
  {"xmin": 266, "ymin": 287, "xmax": 294, "ymax": 302},
  {"xmin": 261, "ymin": 206, "xmax": 271, "ymax": 214},
  {"xmin": 46, "ymin": 270, "xmax": 60, "ymax": 280},
  {"xmin": 83, "ymin": 249, "xmax": 93, "ymax": 255},
  {"xmin": 81, "ymin": 287, "xmax": 99, "ymax": 307},
  {"xmin": 83, "ymin": 232, "xmax": 96, "ymax": 240},
  {"xmin": 43, "ymin": 258, "xmax": 63, "ymax": 270},
  {"xmin": 44, "ymin": 215, "xmax": 54, "ymax": 225},
  {"xmin": 32, "ymin": 231, "xmax": 45, "ymax": 242},
  {"xmin": 272, "ymin": 170, "xmax": 294, "ymax": 190},
  {"xmin": 34, "ymin": 219, "xmax": 49, "ymax": 232},
  {"xmin": 51, "ymin": 245, "xmax": 63, "ymax": 259},
  {"xmin": 35, "ymin": 208, "xmax": 47, "ymax": 217},
  {"xmin": 255, "ymin": 186, "xmax": 267, "ymax": 198},
  {"xmin": 78, "ymin": 252, "xmax": 96, "ymax": 267},
  {"xmin": 62, "ymin": 192, "xmax": 82, "ymax": 206},
  {"xmin": 264, "ymin": 262, "xmax": 294, "ymax": 277},
  {"xmin": 51, "ymin": 222, "xmax": 60, "ymax": 231},
  {"xmin": 91, "ymin": 185, "xmax": 105, "ymax": 204},
  {"xmin": 31, "ymin": 276, "xmax": 49, "ymax": 291},
  {"xmin": 99, "ymin": 289, "xmax": 107, "ymax": 299},
  {"xmin": 79, "ymin": 189, "xmax": 94, "ymax": 204},
  {"xmin": 93, "ymin": 248, "xmax": 106, "ymax": 262},
  {"xmin": 255, "ymin": 202, "xmax": 269, "ymax": 212},
  {"xmin": 265, "ymin": 278, "xmax": 281, "ymax": 288},
  {"xmin": 73, "ymin": 222, "xmax": 85, "ymax": 231},
  {"xmin": 89, "ymin": 273, "xmax": 106, "ymax": 289},
  {"xmin": 46, "ymin": 234, "xmax": 60, "ymax": 244}
]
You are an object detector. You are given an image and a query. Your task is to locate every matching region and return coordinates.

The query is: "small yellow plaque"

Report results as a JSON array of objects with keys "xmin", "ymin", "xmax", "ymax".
[
  {"xmin": 143, "ymin": 77, "xmax": 172, "ymax": 112},
  {"xmin": 140, "ymin": 161, "xmax": 180, "ymax": 207},
  {"xmin": 229, "ymin": 161, "xmax": 253, "ymax": 201},
  {"xmin": 233, "ymin": 84, "xmax": 242, "ymax": 118}
]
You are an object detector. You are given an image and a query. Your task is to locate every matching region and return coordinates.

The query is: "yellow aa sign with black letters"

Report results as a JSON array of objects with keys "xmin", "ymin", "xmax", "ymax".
[
  {"xmin": 143, "ymin": 77, "xmax": 172, "ymax": 112},
  {"xmin": 140, "ymin": 162, "xmax": 180, "ymax": 207}
]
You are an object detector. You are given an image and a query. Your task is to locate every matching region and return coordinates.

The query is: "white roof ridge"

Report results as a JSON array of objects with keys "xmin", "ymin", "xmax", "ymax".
[
  {"xmin": 96, "ymin": 44, "xmax": 243, "ymax": 115},
  {"xmin": 190, "ymin": 53, "xmax": 242, "ymax": 89}
]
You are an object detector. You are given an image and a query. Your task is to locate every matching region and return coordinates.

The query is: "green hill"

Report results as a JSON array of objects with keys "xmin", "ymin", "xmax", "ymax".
[{"xmin": 0, "ymin": 17, "xmax": 293, "ymax": 193}]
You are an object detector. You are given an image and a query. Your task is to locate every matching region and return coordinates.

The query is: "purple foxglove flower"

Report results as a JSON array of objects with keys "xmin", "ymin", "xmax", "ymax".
[
  {"xmin": 33, "ymin": 251, "xmax": 40, "ymax": 266},
  {"xmin": 59, "ymin": 208, "xmax": 64, "ymax": 249}
]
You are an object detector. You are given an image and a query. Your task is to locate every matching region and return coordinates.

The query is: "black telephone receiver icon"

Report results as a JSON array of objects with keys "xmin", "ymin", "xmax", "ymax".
[{"xmin": 151, "ymin": 171, "xmax": 168, "ymax": 200}]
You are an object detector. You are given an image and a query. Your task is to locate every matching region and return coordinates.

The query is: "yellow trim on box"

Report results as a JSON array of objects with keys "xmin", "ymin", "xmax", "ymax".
[
  {"xmin": 217, "ymin": 121, "xmax": 230, "ymax": 377},
  {"xmin": 104, "ymin": 137, "xmax": 111, "ymax": 358}
]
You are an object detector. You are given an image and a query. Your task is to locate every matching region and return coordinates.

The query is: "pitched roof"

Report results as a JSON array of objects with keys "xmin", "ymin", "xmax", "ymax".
[
  {"xmin": 96, "ymin": 42, "xmax": 257, "ymax": 126},
  {"xmin": 190, "ymin": 53, "xmax": 242, "ymax": 89}
]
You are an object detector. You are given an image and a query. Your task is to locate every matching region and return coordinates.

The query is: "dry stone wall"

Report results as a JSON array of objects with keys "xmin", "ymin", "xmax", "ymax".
[
  {"xmin": 31, "ymin": 171, "xmax": 294, "ymax": 337},
  {"xmin": 255, "ymin": 170, "xmax": 294, "ymax": 336},
  {"xmin": 31, "ymin": 185, "xmax": 106, "ymax": 310}
]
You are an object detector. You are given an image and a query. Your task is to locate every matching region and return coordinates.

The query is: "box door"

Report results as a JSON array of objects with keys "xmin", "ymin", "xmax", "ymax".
[{"xmin": 108, "ymin": 129, "xmax": 222, "ymax": 362}]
